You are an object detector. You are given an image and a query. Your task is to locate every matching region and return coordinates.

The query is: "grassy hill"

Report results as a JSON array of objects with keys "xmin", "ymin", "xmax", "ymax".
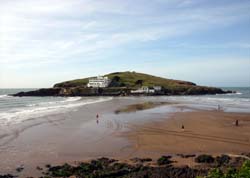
[
  {"xmin": 54, "ymin": 71, "xmax": 196, "ymax": 89},
  {"xmin": 14, "ymin": 71, "xmax": 231, "ymax": 96}
]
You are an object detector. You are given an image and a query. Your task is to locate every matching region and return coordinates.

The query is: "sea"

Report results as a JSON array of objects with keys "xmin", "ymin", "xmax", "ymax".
[
  {"xmin": 0, "ymin": 87, "xmax": 249, "ymax": 125},
  {"xmin": 0, "ymin": 89, "xmax": 113, "ymax": 125}
]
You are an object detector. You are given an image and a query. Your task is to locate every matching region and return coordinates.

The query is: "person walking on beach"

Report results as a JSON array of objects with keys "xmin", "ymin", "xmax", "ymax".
[
  {"xmin": 96, "ymin": 113, "xmax": 99, "ymax": 124},
  {"xmin": 235, "ymin": 119, "xmax": 239, "ymax": 126}
]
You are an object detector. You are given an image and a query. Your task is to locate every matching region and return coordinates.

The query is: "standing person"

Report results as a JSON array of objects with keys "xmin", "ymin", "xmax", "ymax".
[
  {"xmin": 235, "ymin": 120, "xmax": 239, "ymax": 126},
  {"xmin": 96, "ymin": 113, "xmax": 99, "ymax": 124},
  {"xmin": 181, "ymin": 124, "xmax": 185, "ymax": 131}
]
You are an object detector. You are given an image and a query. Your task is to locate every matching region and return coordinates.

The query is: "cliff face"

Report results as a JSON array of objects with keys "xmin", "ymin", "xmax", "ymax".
[{"xmin": 12, "ymin": 71, "xmax": 233, "ymax": 97}]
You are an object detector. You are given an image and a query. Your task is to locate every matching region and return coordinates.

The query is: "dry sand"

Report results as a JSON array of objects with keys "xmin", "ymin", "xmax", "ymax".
[{"xmin": 125, "ymin": 110, "xmax": 250, "ymax": 157}]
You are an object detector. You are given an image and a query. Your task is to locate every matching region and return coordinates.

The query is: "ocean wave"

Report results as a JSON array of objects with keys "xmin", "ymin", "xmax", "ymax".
[
  {"xmin": 235, "ymin": 92, "xmax": 242, "ymax": 95},
  {"xmin": 223, "ymin": 92, "xmax": 242, "ymax": 96},
  {"xmin": 0, "ymin": 97, "xmax": 113, "ymax": 125},
  {"xmin": 165, "ymin": 95, "xmax": 250, "ymax": 113},
  {"xmin": 0, "ymin": 95, "xmax": 9, "ymax": 98},
  {"xmin": 26, "ymin": 97, "xmax": 82, "ymax": 107}
]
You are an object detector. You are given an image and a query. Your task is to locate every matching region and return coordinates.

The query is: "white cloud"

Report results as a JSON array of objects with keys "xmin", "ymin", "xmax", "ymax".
[
  {"xmin": 0, "ymin": 0, "xmax": 249, "ymax": 87},
  {"xmin": 1, "ymin": 0, "xmax": 249, "ymax": 65}
]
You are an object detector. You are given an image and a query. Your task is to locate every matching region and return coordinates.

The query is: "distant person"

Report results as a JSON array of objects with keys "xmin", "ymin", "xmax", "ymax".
[
  {"xmin": 181, "ymin": 124, "xmax": 184, "ymax": 130},
  {"xmin": 96, "ymin": 114, "xmax": 99, "ymax": 124},
  {"xmin": 235, "ymin": 120, "xmax": 239, "ymax": 126}
]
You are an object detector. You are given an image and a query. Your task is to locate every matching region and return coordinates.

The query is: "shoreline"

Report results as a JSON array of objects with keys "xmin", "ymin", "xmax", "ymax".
[{"xmin": 0, "ymin": 97, "xmax": 250, "ymax": 177}]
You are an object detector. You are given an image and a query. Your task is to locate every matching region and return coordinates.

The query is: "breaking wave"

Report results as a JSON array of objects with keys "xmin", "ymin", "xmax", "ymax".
[{"xmin": 0, "ymin": 96, "xmax": 113, "ymax": 125}]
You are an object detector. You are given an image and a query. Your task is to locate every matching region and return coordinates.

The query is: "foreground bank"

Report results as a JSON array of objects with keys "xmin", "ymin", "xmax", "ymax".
[{"xmin": 1, "ymin": 154, "xmax": 250, "ymax": 178}]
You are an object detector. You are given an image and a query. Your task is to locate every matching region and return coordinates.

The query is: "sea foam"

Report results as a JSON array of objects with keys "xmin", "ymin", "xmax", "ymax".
[{"xmin": 0, "ymin": 97, "xmax": 113, "ymax": 125}]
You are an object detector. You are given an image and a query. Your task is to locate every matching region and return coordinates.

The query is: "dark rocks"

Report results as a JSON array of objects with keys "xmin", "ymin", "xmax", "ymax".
[
  {"xmin": 0, "ymin": 175, "xmax": 15, "ymax": 178},
  {"xmin": 184, "ymin": 86, "xmax": 230, "ymax": 95},
  {"xmin": 215, "ymin": 154, "xmax": 231, "ymax": 166},
  {"xmin": 43, "ymin": 157, "xmax": 205, "ymax": 178},
  {"xmin": 36, "ymin": 166, "xmax": 43, "ymax": 171},
  {"xmin": 229, "ymin": 156, "xmax": 247, "ymax": 168},
  {"xmin": 177, "ymin": 154, "xmax": 196, "ymax": 158},
  {"xmin": 195, "ymin": 154, "xmax": 215, "ymax": 163},
  {"xmin": 45, "ymin": 164, "xmax": 51, "ymax": 168},
  {"xmin": 12, "ymin": 88, "xmax": 62, "ymax": 97},
  {"xmin": 5, "ymin": 154, "xmax": 248, "ymax": 178},
  {"xmin": 47, "ymin": 163, "xmax": 73, "ymax": 177},
  {"xmin": 130, "ymin": 157, "xmax": 153, "ymax": 163},
  {"xmin": 12, "ymin": 85, "xmax": 233, "ymax": 97},
  {"xmin": 96, "ymin": 157, "xmax": 117, "ymax": 165},
  {"xmin": 157, "ymin": 156, "xmax": 173, "ymax": 166},
  {"xmin": 127, "ymin": 166, "xmax": 207, "ymax": 178},
  {"xmin": 241, "ymin": 152, "xmax": 250, "ymax": 157},
  {"xmin": 16, "ymin": 165, "xmax": 24, "ymax": 172},
  {"xmin": 195, "ymin": 154, "xmax": 231, "ymax": 166}
]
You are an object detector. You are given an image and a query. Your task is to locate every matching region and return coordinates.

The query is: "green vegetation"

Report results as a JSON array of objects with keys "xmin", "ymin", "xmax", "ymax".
[
  {"xmin": 54, "ymin": 77, "xmax": 89, "ymax": 88},
  {"xmin": 106, "ymin": 71, "xmax": 196, "ymax": 88},
  {"xmin": 54, "ymin": 71, "xmax": 196, "ymax": 88},
  {"xmin": 197, "ymin": 160, "xmax": 250, "ymax": 178}
]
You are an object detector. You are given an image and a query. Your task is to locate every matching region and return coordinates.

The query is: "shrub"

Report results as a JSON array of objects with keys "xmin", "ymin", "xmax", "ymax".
[
  {"xmin": 157, "ymin": 156, "xmax": 172, "ymax": 165},
  {"xmin": 215, "ymin": 154, "xmax": 231, "ymax": 166},
  {"xmin": 197, "ymin": 160, "xmax": 250, "ymax": 178},
  {"xmin": 207, "ymin": 168, "xmax": 223, "ymax": 178},
  {"xmin": 195, "ymin": 154, "xmax": 215, "ymax": 163},
  {"xmin": 238, "ymin": 160, "xmax": 250, "ymax": 178}
]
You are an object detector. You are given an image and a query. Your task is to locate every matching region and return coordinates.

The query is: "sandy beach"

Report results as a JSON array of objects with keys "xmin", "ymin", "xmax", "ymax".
[
  {"xmin": 0, "ymin": 97, "xmax": 250, "ymax": 176},
  {"xmin": 125, "ymin": 110, "xmax": 250, "ymax": 156}
]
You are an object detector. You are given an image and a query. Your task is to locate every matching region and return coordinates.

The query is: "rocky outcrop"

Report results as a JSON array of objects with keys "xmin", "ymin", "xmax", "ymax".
[
  {"xmin": 183, "ymin": 86, "xmax": 231, "ymax": 95},
  {"xmin": 12, "ymin": 71, "xmax": 234, "ymax": 97},
  {"xmin": 12, "ymin": 86, "xmax": 233, "ymax": 97},
  {"xmin": 12, "ymin": 88, "xmax": 62, "ymax": 97},
  {"xmin": 2, "ymin": 154, "xmax": 248, "ymax": 178},
  {"xmin": 36, "ymin": 157, "xmax": 208, "ymax": 178}
]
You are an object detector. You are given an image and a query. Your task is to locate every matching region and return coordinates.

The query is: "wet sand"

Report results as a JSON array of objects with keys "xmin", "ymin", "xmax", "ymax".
[
  {"xmin": 0, "ymin": 97, "xmax": 171, "ymax": 176},
  {"xmin": 0, "ymin": 97, "xmax": 250, "ymax": 176}
]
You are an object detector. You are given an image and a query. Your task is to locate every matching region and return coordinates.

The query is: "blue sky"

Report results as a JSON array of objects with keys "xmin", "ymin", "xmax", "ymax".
[{"xmin": 0, "ymin": 0, "xmax": 249, "ymax": 88}]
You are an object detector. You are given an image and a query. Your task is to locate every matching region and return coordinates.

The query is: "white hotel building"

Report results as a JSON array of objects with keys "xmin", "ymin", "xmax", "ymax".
[{"xmin": 87, "ymin": 76, "xmax": 111, "ymax": 88}]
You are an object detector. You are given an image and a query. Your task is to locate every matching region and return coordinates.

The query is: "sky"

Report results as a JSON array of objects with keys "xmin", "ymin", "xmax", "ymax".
[{"xmin": 0, "ymin": 0, "xmax": 249, "ymax": 88}]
